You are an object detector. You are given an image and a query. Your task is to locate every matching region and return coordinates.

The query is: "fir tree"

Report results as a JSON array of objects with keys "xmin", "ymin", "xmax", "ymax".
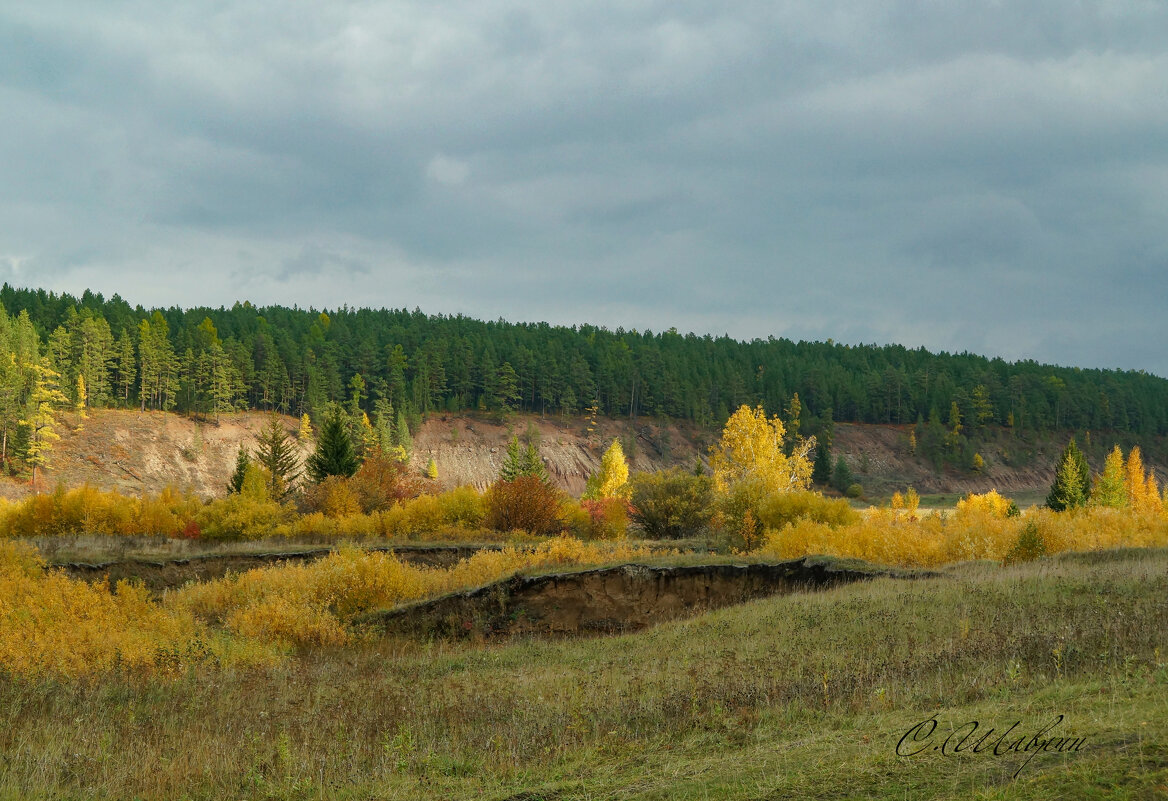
[
  {"xmin": 831, "ymin": 455, "xmax": 854, "ymax": 494},
  {"xmin": 228, "ymin": 447, "xmax": 251, "ymax": 494},
  {"xmin": 306, "ymin": 411, "xmax": 359, "ymax": 482},
  {"xmin": 499, "ymin": 434, "xmax": 548, "ymax": 483},
  {"xmin": 499, "ymin": 435, "xmax": 523, "ymax": 481},
  {"xmin": 1046, "ymin": 438, "xmax": 1089, "ymax": 511},
  {"xmin": 521, "ymin": 441, "xmax": 549, "ymax": 483},
  {"xmin": 811, "ymin": 441, "xmax": 833, "ymax": 485},
  {"xmin": 394, "ymin": 407, "xmax": 412, "ymax": 463},
  {"xmin": 254, "ymin": 415, "xmax": 301, "ymax": 499}
]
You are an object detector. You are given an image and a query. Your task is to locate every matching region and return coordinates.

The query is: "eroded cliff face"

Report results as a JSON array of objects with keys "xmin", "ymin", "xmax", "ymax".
[
  {"xmin": 408, "ymin": 415, "xmax": 711, "ymax": 495},
  {"xmin": 362, "ymin": 558, "xmax": 934, "ymax": 638},
  {"xmin": 10, "ymin": 408, "xmax": 1106, "ymax": 501}
]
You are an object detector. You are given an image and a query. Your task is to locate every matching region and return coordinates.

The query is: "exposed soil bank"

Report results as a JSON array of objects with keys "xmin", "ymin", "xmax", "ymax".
[
  {"xmin": 57, "ymin": 545, "xmax": 496, "ymax": 592},
  {"xmin": 361, "ymin": 557, "xmax": 936, "ymax": 638}
]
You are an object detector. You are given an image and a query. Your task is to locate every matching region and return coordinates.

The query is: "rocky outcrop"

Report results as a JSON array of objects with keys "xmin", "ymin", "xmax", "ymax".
[{"xmin": 360, "ymin": 557, "xmax": 937, "ymax": 638}]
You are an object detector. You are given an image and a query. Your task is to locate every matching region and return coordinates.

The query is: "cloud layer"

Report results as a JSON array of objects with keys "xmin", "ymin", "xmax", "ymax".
[{"xmin": 3, "ymin": 1, "xmax": 1167, "ymax": 374}]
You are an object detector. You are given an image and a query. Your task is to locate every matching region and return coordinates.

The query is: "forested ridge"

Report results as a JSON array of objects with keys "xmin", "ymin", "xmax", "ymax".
[{"xmin": 4, "ymin": 283, "xmax": 1167, "ymax": 440}]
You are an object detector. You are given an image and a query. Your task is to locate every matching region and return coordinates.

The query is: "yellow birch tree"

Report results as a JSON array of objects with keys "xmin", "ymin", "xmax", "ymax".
[{"xmin": 708, "ymin": 404, "xmax": 814, "ymax": 494}]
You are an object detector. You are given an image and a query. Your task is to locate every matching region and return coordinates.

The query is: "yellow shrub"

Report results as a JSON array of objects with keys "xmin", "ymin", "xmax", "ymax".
[
  {"xmin": 0, "ymin": 485, "xmax": 200, "ymax": 538},
  {"xmin": 436, "ymin": 486, "xmax": 486, "ymax": 528},
  {"xmin": 759, "ymin": 490, "xmax": 859, "ymax": 530},
  {"xmin": 760, "ymin": 503, "xmax": 1168, "ymax": 568},
  {"xmin": 954, "ymin": 490, "xmax": 1014, "ymax": 518},
  {"xmin": 196, "ymin": 494, "xmax": 288, "ymax": 541},
  {"xmin": 226, "ymin": 597, "xmax": 348, "ymax": 648},
  {"xmin": 0, "ymin": 541, "xmax": 278, "ymax": 677},
  {"xmin": 170, "ymin": 537, "xmax": 667, "ymax": 647}
]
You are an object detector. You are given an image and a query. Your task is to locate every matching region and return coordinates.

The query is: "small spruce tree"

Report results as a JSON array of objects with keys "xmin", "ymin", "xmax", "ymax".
[
  {"xmin": 500, "ymin": 435, "xmax": 523, "ymax": 481},
  {"xmin": 831, "ymin": 455, "xmax": 853, "ymax": 493},
  {"xmin": 811, "ymin": 441, "xmax": 833, "ymax": 485},
  {"xmin": 228, "ymin": 447, "xmax": 250, "ymax": 494},
  {"xmin": 307, "ymin": 411, "xmax": 359, "ymax": 482},
  {"xmin": 1046, "ymin": 438, "xmax": 1089, "ymax": 511},
  {"xmin": 499, "ymin": 434, "xmax": 548, "ymax": 483},
  {"xmin": 522, "ymin": 441, "xmax": 549, "ymax": 483},
  {"xmin": 254, "ymin": 415, "xmax": 301, "ymax": 499}
]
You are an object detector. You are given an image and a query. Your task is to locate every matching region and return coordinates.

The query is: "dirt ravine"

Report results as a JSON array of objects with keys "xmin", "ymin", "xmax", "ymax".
[
  {"xmin": 58, "ymin": 545, "xmax": 498, "ymax": 593},
  {"xmin": 361, "ymin": 558, "xmax": 934, "ymax": 638}
]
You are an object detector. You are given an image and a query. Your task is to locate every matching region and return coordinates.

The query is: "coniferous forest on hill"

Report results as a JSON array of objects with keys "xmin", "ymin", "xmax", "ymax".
[{"xmin": 4, "ymin": 282, "xmax": 1168, "ymax": 438}]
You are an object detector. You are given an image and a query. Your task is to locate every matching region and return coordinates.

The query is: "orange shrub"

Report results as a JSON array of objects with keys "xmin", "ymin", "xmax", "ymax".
[
  {"xmin": 484, "ymin": 477, "xmax": 564, "ymax": 536},
  {"xmin": 349, "ymin": 454, "xmax": 423, "ymax": 512}
]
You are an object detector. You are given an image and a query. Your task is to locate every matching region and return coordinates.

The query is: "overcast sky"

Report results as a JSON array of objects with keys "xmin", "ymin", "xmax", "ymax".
[{"xmin": 3, "ymin": 1, "xmax": 1167, "ymax": 375}]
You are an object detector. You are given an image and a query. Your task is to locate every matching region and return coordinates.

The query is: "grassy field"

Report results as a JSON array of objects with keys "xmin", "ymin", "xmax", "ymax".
[{"xmin": 1, "ymin": 548, "xmax": 1165, "ymax": 799}]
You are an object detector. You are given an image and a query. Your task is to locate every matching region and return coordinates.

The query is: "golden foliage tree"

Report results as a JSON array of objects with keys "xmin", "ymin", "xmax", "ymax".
[
  {"xmin": 20, "ymin": 360, "xmax": 69, "ymax": 492},
  {"xmin": 1124, "ymin": 446, "xmax": 1151, "ymax": 511},
  {"xmin": 1144, "ymin": 472, "xmax": 1163, "ymax": 515},
  {"xmin": 708, "ymin": 404, "xmax": 814, "ymax": 494},
  {"xmin": 583, "ymin": 438, "xmax": 631, "ymax": 500},
  {"xmin": 1090, "ymin": 446, "xmax": 1127, "ymax": 508}
]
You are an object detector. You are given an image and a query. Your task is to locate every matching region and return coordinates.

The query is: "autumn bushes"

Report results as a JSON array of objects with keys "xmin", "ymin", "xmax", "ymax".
[
  {"xmin": 759, "ymin": 490, "xmax": 1168, "ymax": 568},
  {"xmin": 0, "ymin": 475, "xmax": 622, "ymax": 543},
  {"xmin": 0, "ymin": 484, "xmax": 202, "ymax": 538},
  {"xmin": 173, "ymin": 537, "xmax": 665, "ymax": 650},
  {"xmin": 0, "ymin": 540, "xmax": 278, "ymax": 677},
  {"xmin": 0, "ymin": 535, "xmax": 666, "ymax": 676}
]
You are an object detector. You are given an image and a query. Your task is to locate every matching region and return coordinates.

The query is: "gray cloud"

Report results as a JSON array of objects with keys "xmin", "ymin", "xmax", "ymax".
[{"xmin": 2, "ymin": 1, "xmax": 1167, "ymax": 374}]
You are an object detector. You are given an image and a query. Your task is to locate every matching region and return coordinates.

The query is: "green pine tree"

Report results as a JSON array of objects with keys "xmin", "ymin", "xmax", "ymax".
[
  {"xmin": 306, "ymin": 411, "xmax": 359, "ymax": 482},
  {"xmin": 522, "ymin": 441, "xmax": 550, "ymax": 483},
  {"xmin": 394, "ymin": 407, "xmax": 412, "ymax": 463},
  {"xmin": 254, "ymin": 415, "xmax": 301, "ymax": 499},
  {"xmin": 811, "ymin": 441, "xmax": 833, "ymax": 485},
  {"xmin": 831, "ymin": 455, "xmax": 853, "ymax": 493},
  {"xmin": 1046, "ymin": 438, "xmax": 1089, "ymax": 511},
  {"xmin": 229, "ymin": 447, "xmax": 251, "ymax": 494},
  {"xmin": 499, "ymin": 434, "xmax": 548, "ymax": 482},
  {"xmin": 499, "ymin": 435, "xmax": 523, "ymax": 481}
]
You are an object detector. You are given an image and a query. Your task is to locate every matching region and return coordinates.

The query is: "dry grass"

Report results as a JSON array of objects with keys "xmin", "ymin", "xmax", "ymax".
[{"xmin": 0, "ymin": 547, "xmax": 1164, "ymax": 799}]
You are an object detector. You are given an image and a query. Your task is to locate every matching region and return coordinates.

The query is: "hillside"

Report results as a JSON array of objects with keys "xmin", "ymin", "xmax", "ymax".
[{"xmin": 8, "ymin": 409, "xmax": 1161, "ymax": 503}]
